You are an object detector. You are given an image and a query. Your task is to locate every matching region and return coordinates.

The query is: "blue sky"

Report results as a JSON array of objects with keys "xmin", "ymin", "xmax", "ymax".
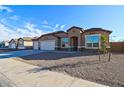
[{"xmin": 0, "ymin": 5, "xmax": 124, "ymax": 41}]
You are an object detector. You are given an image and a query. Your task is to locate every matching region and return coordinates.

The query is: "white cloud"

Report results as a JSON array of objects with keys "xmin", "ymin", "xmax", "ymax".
[
  {"xmin": 10, "ymin": 15, "xmax": 19, "ymax": 20},
  {"xmin": 42, "ymin": 20, "xmax": 66, "ymax": 31},
  {"xmin": 25, "ymin": 23, "xmax": 36, "ymax": 31},
  {"xmin": 42, "ymin": 25, "xmax": 53, "ymax": 30},
  {"xmin": 0, "ymin": 23, "xmax": 19, "ymax": 41},
  {"xmin": 25, "ymin": 22, "xmax": 44, "ymax": 35},
  {"xmin": 0, "ymin": 18, "xmax": 66, "ymax": 41},
  {"xmin": 0, "ymin": 5, "xmax": 13, "ymax": 13},
  {"xmin": 0, "ymin": 22, "xmax": 44, "ymax": 41},
  {"xmin": 42, "ymin": 23, "xmax": 66, "ymax": 31},
  {"xmin": 42, "ymin": 20, "xmax": 48, "ymax": 24},
  {"xmin": 60, "ymin": 25, "xmax": 65, "ymax": 30},
  {"xmin": 0, "ymin": 18, "xmax": 7, "ymax": 24}
]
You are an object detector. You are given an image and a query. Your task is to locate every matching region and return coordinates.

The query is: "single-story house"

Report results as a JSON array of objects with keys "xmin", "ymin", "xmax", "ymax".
[
  {"xmin": 33, "ymin": 26, "xmax": 112, "ymax": 51},
  {"xmin": 17, "ymin": 37, "xmax": 33, "ymax": 49},
  {"xmin": 9, "ymin": 39, "xmax": 17, "ymax": 49}
]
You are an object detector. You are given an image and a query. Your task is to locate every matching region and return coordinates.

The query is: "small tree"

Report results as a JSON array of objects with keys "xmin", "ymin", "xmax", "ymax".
[
  {"xmin": 101, "ymin": 35, "xmax": 107, "ymax": 55},
  {"xmin": 99, "ymin": 35, "xmax": 109, "ymax": 61}
]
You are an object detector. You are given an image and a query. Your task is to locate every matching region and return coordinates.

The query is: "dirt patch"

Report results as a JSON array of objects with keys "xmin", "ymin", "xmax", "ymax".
[{"xmin": 14, "ymin": 52, "xmax": 124, "ymax": 87}]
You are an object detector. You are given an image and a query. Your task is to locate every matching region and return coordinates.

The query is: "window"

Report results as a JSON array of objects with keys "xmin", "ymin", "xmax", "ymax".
[
  {"xmin": 61, "ymin": 38, "xmax": 70, "ymax": 48},
  {"xmin": 85, "ymin": 34, "xmax": 100, "ymax": 48}
]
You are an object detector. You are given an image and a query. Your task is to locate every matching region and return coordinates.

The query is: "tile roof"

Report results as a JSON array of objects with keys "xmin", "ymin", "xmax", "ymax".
[
  {"xmin": 84, "ymin": 28, "xmax": 112, "ymax": 33},
  {"xmin": 67, "ymin": 26, "xmax": 84, "ymax": 32},
  {"xmin": 18, "ymin": 37, "xmax": 33, "ymax": 41},
  {"xmin": 9, "ymin": 39, "xmax": 18, "ymax": 43},
  {"xmin": 35, "ymin": 31, "xmax": 66, "ymax": 40}
]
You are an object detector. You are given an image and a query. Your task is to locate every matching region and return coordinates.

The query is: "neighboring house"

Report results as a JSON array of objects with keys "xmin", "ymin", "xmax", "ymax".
[
  {"xmin": 0, "ymin": 42, "xmax": 4, "ymax": 48},
  {"xmin": 9, "ymin": 39, "xmax": 17, "ymax": 49},
  {"xmin": 0, "ymin": 41, "xmax": 9, "ymax": 48},
  {"xmin": 3, "ymin": 41, "xmax": 9, "ymax": 48},
  {"xmin": 17, "ymin": 37, "xmax": 33, "ymax": 49},
  {"xmin": 32, "ymin": 37, "xmax": 39, "ymax": 50},
  {"xmin": 33, "ymin": 26, "xmax": 112, "ymax": 51}
]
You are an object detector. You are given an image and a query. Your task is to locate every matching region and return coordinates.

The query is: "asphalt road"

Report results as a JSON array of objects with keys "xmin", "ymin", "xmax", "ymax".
[{"xmin": 0, "ymin": 50, "xmax": 45, "ymax": 59}]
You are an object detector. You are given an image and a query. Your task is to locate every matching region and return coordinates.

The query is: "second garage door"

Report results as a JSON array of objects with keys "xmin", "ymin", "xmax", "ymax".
[
  {"xmin": 40, "ymin": 40, "xmax": 55, "ymax": 50},
  {"xmin": 33, "ymin": 41, "xmax": 39, "ymax": 50}
]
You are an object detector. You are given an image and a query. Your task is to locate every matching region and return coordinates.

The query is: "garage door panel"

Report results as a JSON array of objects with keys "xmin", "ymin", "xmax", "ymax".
[
  {"xmin": 11, "ymin": 44, "xmax": 16, "ymax": 48},
  {"xmin": 40, "ymin": 40, "xmax": 55, "ymax": 50},
  {"xmin": 33, "ymin": 41, "xmax": 39, "ymax": 49}
]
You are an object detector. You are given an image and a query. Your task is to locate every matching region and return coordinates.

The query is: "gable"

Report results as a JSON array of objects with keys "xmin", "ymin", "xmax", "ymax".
[
  {"xmin": 84, "ymin": 30, "xmax": 111, "ymax": 36},
  {"xmin": 67, "ymin": 26, "xmax": 84, "ymax": 32},
  {"xmin": 9, "ymin": 39, "xmax": 16, "ymax": 44},
  {"xmin": 84, "ymin": 28, "xmax": 112, "ymax": 34},
  {"xmin": 18, "ymin": 38, "xmax": 24, "ymax": 42},
  {"xmin": 67, "ymin": 28, "xmax": 83, "ymax": 38},
  {"xmin": 39, "ymin": 35, "xmax": 58, "ymax": 41}
]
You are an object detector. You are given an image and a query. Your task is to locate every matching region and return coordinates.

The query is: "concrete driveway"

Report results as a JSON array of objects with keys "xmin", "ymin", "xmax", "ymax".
[
  {"xmin": 0, "ymin": 50, "xmax": 44, "ymax": 59},
  {"xmin": 0, "ymin": 58, "xmax": 106, "ymax": 87},
  {"xmin": 0, "ymin": 50, "xmax": 106, "ymax": 87}
]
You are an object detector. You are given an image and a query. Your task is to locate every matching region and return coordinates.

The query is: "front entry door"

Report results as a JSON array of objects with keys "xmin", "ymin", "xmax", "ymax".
[{"xmin": 71, "ymin": 37, "xmax": 78, "ymax": 51}]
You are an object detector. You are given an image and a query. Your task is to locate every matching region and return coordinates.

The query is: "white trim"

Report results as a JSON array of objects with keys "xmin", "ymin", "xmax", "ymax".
[
  {"xmin": 78, "ymin": 46, "xmax": 85, "ymax": 48},
  {"xmin": 85, "ymin": 34, "xmax": 101, "ymax": 49},
  {"xmin": 85, "ymin": 47, "xmax": 99, "ymax": 49}
]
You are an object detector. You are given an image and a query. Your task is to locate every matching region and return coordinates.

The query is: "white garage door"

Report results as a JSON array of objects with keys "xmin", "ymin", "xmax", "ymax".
[
  {"xmin": 40, "ymin": 40, "xmax": 55, "ymax": 50},
  {"xmin": 11, "ymin": 44, "xmax": 16, "ymax": 48},
  {"xmin": 33, "ymin": 41, "xmax": 39, "ymax": 50}
]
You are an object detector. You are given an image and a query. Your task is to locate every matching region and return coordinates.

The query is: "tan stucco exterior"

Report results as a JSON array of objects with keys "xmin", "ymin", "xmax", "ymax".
[
  {"xmin": 83, "ymin": 30, "xmax": 110, "ymax": 48},
  {"xmin": 17, "ymin": 38, "xmax": 33, "ymax": 49},
  {"xmin": 24, "ymin": 41, "xmax": 33, "ymax": 47},
  {"xmin": 33, "ymin": 26, "xmax": 112, "ymax": 51},
  {"xmin": 68, "ymin": 28, "xmax": 83, "ymax": 48}
]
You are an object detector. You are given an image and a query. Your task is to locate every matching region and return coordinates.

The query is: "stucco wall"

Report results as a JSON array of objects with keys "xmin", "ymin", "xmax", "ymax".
[
  {"xmin": 68, "ymin": 28, "xmax": 83, "ymax": 47},
  {"xmin": 83, "ymin": 30, "xmax": 110, "ymax": 47},
  {"xmin": 55, "ymin": 33, "xmax": 68, "ymax": 38},
  {"xmin": 35, "ymin": 29, "xmax": 111, "ymax": 51},
  {"xmin": 24, "ymin": 41, "xmax": 33, "ymax": 47}
]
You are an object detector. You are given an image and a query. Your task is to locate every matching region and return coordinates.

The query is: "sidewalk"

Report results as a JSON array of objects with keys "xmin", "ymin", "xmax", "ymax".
[{"xmin": 0, "ymin": 58, "xmax": 106, "ymax": 87}]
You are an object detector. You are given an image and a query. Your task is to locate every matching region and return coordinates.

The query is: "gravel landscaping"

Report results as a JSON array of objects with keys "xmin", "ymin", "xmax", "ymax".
[{"xmin": 14, "ymin": 51, "xmax": 124, "ymax": 87}]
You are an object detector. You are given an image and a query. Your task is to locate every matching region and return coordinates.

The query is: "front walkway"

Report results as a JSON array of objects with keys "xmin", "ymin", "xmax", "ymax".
[{"xmin": 0, "ymin": 58, "xmax": 106, "ymax": 87}]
